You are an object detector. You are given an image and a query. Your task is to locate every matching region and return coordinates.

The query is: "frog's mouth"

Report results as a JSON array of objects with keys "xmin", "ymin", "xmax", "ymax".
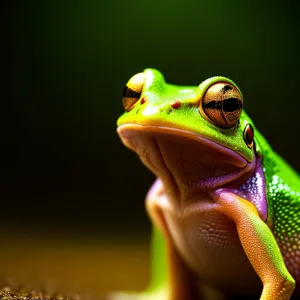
[{"xmin": 117, "ymin": 124, "xmax": 256, "ymax": 196}]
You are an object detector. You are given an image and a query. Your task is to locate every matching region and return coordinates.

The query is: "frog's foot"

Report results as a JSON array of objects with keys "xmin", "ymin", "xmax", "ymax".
[{"xmin": 107, "ymin": 289, "xmax": 167, "ymax": 300}]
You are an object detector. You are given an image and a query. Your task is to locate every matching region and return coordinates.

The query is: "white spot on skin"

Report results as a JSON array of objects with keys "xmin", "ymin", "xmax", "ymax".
[
  {"xmin": 142, "ymin": 105, "xmax": 160, "ymax": 116},
  {"xmin": 178, "ymin": 89, "xmax": 194, "ymax": 94}
]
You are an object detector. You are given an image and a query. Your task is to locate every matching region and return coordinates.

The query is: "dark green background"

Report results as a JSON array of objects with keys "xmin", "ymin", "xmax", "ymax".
[{"xmin": 2, "ymin": 0, "xmax": 300, "ymax": 238}]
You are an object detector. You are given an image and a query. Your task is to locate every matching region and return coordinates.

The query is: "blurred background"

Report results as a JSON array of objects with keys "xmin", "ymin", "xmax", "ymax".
[{"xmin": 1, "ymin": 0, "xmax": 300, "ymax": 297}]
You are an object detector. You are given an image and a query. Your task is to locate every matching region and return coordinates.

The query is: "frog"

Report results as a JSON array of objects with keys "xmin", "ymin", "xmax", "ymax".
[{"xmin": 115, "ymin": 69, "xmax": 300, "ymax": 300}]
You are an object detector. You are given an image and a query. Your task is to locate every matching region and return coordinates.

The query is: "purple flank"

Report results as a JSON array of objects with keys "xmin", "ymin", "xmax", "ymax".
[{"xmin": 236, "ymin": 157, "xmax": 268, "ymax": 221}]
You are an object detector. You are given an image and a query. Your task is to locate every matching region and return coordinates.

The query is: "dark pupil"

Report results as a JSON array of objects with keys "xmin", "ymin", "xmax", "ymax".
[
  {"xmin": 222, "ymin": 98, "xmax": 241, "ymax": 112},
  {"xmin": 123, "ymin": 86, "xmax": 141, "ymax": 99},
  {"xmin": 202, "ymin": 97, "xmax": 241, "ymax": 112},
  {"xmin": 202, "ymin": 101, "xmax": 221, "ymax": 110}
]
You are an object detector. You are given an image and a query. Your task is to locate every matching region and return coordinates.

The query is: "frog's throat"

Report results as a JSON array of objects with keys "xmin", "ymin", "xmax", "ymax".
[{"xmin": 118, "ymin": 123, "xmax": 257, "ymax": 195}]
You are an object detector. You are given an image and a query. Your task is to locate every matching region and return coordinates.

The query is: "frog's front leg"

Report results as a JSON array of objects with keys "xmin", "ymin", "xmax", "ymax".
[
  {"xmin": 109, "ymin": 179, "xmax": 198, "ymax": 300},
  {"xmin": 146, "ymin": 179, "xmax": 201, "ymax": 300},
  {"xmin": 213, "ymin": 190, "xmax": 295, "ymax": 300}
]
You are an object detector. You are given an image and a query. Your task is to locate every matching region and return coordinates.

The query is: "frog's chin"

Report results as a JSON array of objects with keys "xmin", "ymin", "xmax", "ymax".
[{"xmin": 117, "ymin": 124, "xmax": 256, "ymax": 194}]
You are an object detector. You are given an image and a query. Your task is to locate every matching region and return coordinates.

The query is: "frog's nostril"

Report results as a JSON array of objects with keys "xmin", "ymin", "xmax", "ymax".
[{"xmin": 171, "ymin": 100, "xmax": 181, "ymax": 109}]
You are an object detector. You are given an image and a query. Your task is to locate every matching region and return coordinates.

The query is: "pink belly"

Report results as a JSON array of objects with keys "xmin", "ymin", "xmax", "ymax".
[{"xmin": 163, "ymin": 208, "xmax": 262, "ymax": 294}]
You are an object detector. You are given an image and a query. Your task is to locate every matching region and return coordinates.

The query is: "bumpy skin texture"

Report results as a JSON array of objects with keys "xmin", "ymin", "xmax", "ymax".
[
  {"xmin": 256, "ymin": 131, "xmax": 300, "ymax": 283},
  {"xmin": 116, "ymin": 69, "xmax": 300, "ymax": 300}
]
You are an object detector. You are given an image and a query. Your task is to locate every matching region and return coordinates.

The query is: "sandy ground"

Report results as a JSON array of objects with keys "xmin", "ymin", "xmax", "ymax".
[{"xmin": 0, "ymin": 233, "xmax": 150, "ymax": 298}]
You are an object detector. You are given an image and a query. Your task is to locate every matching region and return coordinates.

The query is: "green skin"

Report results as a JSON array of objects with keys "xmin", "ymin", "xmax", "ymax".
[{"xmin": 116, "ymin": 69, "xmax": 300, "ymax": 300}]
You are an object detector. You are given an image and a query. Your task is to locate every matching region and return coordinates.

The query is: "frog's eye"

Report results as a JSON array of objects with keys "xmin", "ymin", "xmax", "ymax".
[
  {"xmin": 122, "ymin": 72, "xmax": 145, "ymax": 111},
  {"xmin": 200, "ymin": 82, "xmax": 243, "ymax": 128},
  {"xmin": 244, "ymin": 124, "xmax": 254, "ymax": 148}
]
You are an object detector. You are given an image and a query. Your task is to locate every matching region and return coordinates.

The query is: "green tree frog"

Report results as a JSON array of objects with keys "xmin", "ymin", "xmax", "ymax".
[{"xmin": 115, "ymin": 69, "xmax": 300, "ymax": 300}]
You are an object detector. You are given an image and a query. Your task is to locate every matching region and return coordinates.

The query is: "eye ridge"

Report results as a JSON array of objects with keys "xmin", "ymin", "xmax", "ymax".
[{"xmin": 123, "ymin": 86, "xmax": 141, "ymax": 99}]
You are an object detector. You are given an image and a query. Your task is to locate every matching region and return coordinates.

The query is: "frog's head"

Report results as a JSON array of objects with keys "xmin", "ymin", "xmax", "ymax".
[{"xmin": 117, "ymin": 69, "xmax": 260, "ymax": 195}]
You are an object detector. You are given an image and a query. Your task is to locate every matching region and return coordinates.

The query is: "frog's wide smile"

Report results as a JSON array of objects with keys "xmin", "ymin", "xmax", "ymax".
[{"xmin": 118, "ymin": 123, "xmax": 256, "ymax": 192}]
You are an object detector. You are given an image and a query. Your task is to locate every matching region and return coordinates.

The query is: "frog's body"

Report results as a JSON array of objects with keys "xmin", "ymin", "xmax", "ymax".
[{"xmin": 116, "ymin": 69, "xmax": 300, "ymax": 300}]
